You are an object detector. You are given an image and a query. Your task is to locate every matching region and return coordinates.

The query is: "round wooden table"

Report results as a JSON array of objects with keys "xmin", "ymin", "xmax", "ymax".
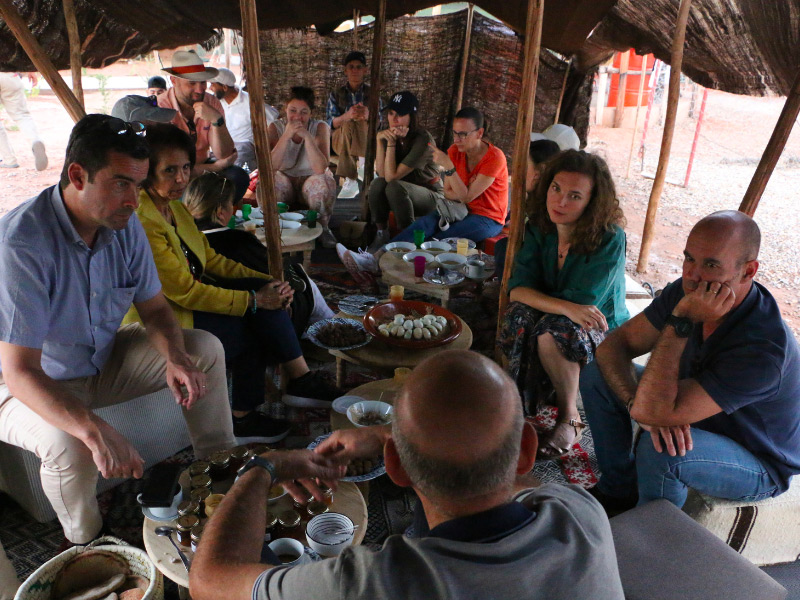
[
  {"xmin": 329, "ymin": 314, "xmax": 473, "ymax": 387},
  {"xmin": 379, "ymin": 250, "xmax": 484, "ymax": 305},
  {"xmin": 256, "ymin": 222, "xmax": 322, "ymax": 269},
  {"xmin": 142, "ymin": 476, "xmax": 367, "ymax": 592}
]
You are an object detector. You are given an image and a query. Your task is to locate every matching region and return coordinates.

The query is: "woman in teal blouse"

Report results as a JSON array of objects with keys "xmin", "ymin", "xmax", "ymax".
[{"xmin": 499, "ymin": 150, "xmax": 629, "ymax": 459}]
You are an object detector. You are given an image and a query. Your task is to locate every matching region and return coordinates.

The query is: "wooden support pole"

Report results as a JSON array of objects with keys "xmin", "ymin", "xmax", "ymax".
[
  {"xmin": 0, "ymin": 0, "xmax": 85, "ymax": 123},
  {"xmin": 625, "ymin": 56, "xmax": 648, "ymax": 178},
  {"xmin": 454, "ymin": 4, "xmax": 475, "ymax": 113},
  {"xmin": 224, "ymin": 28, "xmax": 232, "ymax": 69},
  {"xmin": 739, "ymin": 67, "xmax": 800, "ymax": 216},
  {"xmin": 613, "ymin": 50, "xmax": 630, "ymax": 128},
  {"xmin": 62, "ymin": 0, "xmax": 83, "ymax": 108},
  {"xmin": 239, "ymin": 0, "xmax": 282, "ymax": 279},
  {"xmin": 683, "ymin": 87, "xmax": 708, "ymax": 187},
  {"xmin": 553, "ymin": 57, "xmax": 572, "ymax": 124},
  {"xmin": 353, "ymin": 9, "xmax": 360, "ymax": 48},
  {"xmin": 496, "ymin": 0, "xmax": 545, "ymax": 343},
  {"xmin": 361, "ymin": 0, "xmax": 387, "ymax": 221},
  {"xmin": 636, "ymin": 0, "xmax": 693, "ymax": 273},
  {"xmin": 596, "ymin": 67, "xmax": 608, "ymax": 125}
]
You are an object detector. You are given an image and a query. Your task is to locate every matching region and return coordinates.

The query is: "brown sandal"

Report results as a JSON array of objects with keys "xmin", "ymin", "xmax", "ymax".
[{"xmin": 537, "ymin": 418, "xmax": 586, "ymax": 461}]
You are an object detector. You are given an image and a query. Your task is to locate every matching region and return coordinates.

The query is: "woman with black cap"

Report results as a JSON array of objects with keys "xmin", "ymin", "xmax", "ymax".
[{"xmin": 365, "ymin": 90, "xmax": 443, "ymax": 252}]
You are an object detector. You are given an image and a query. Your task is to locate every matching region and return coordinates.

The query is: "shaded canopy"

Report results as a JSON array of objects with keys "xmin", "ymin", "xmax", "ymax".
[{"xmin": 0, "ymin": 1, "xmax": 794, "ymax": 96}]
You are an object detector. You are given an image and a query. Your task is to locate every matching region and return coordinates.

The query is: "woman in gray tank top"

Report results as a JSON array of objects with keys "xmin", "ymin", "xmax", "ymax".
[{"xmin": 267, "ymin": 86, "xmax": 338, "ymax": 248}]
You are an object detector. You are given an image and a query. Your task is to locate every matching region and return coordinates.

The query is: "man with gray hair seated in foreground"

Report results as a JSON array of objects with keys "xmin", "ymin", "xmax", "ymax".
[{"xmin": 191, "ymin": 350, "xmax": 624, "ymax": 600}]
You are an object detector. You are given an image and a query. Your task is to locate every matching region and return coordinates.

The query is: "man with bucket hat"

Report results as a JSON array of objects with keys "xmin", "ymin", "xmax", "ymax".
[{"xmin": 158, "ymin": 50, "xmax": 249, "ymax": 202}]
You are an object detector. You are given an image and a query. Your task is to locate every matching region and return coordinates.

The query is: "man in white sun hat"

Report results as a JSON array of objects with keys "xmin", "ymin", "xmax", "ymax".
[
  {"xmin": 209, "ymin": 67, "xmax": 279, "ymax": 170},
  {"xmin": 158, "ymin": 50, "xmax": 249, "ymax": 203},
  {"xmin": 530, "ymin": 123, "xmax": 580, "ymax": 151}
]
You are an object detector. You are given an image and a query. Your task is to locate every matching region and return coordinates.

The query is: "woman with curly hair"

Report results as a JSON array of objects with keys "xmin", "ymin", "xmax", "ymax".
[{"xmin": 498, "ymin": 150, "xmax": 629, "ymax": 459}]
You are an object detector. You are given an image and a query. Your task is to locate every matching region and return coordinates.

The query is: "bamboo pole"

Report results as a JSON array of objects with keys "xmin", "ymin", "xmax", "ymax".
[
  {"xmin": 636, "ymin": 0, "xmax": 693, "ymax": 273},
  {"xmin": 239, "ymin": 0, "xmax": 282, "ymax": 279},
  {"xmin": 739, "ymin": 67, "xmax": 800, "ymax": 216},
  {"xmin": 613, "ymin": 50, "xmax": 630, "ymax": 128},
  {"xmin": 62, "ymin": 0, "xmax": 83, "ymax": 108},
  {"xmin": 0, "ymin": 0, "xmax": 85, "ymax": 123},
  {"xmin": 625, "ymin": 57, "xmax": 649, "ymax": 178},
  {"xmin": 361, "ymin": 0, "xmax": 387, "ymax": 221},
  {"xmin": 353, "ymin": 9, "xmax": 360, "ymax": 48},
  {"xmin": 553, "ymin": 57, "xmax": 572, "ymax": 124},
  {"xmin": 454, "ymin": 4, "xmax": 475, "ymax": 113},
  {"xmin": 496, "ymin": 0, "xmax": 545, "ymax": 343}
]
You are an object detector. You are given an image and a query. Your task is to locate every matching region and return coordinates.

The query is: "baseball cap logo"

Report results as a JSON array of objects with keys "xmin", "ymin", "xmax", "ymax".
[{"xmin": 393, "ymin": 94, "xmax": 403, "ymax": 102}]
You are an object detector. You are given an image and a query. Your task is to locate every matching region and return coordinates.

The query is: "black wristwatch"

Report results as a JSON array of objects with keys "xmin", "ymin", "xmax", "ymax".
[
  {"xmin": 212, "ymin": 116, "xmax": 225, "ymax": 127},
  {"xmin": 237, "ymin": 455, "xmax": 279, "ymax": 483},
  {"xmin": 442, "ymin": 167, "xmax": 457, "ymax": 177},
  {"xmin": 664, "ymin": 314, "xmax": 693, "ymax": 338}
]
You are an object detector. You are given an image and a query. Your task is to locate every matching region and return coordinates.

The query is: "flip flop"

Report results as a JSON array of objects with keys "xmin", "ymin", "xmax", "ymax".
[{"xmin": 537, "ymin": 418, "xmax": 586, "ymax": 461}]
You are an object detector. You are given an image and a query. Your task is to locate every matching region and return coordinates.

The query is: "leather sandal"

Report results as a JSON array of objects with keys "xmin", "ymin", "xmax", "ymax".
[{"xmin": 537, "ymin": 418, "xmax": 586, "ymax": 461}]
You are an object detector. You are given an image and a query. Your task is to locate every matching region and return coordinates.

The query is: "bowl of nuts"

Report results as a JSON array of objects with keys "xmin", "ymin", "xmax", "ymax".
[
  {"xmin": 346, "ymin": 401, "xmax": 394, "ymax": 428},
  {"xmin": 306, "ymin": 317, "xmax": 371, "ymax": 350}
]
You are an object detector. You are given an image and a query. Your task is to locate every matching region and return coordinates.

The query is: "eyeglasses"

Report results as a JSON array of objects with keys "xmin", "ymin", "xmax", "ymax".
[
  {"xmin": 452, "ymin": 129, "xmax": 478, "ymax": 140},
  {"xmin": 106, "ymin": 117, "xmax": 146, "ymax": 138}
]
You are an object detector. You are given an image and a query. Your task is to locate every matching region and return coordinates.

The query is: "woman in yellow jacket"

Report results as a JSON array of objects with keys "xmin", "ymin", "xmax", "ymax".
[{"xmin": 124, "ymin": 124, "xmax": 341, "ymax": 443}]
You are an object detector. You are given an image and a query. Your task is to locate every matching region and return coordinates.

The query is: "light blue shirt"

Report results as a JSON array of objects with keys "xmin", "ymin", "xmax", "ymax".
[{"xmin": 0, "ymin": 185, "xmax": 162, "ymax": 380}]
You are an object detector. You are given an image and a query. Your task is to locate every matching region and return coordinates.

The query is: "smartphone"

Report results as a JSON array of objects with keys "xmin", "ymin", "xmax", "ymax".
[{"xmin": 140, "ymin": 463, "xmax": 182, "ymax": 507}]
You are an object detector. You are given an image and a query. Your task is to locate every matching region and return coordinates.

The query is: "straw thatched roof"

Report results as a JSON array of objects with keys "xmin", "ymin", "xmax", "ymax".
[{"xmin": 0, "ymin": 1, "xmax": 794, "ymax": 96}]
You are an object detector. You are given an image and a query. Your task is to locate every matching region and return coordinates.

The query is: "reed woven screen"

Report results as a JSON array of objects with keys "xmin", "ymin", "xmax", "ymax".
[{"xmin": 257, "ymin": 9, "xmax": 593, "ymax": 163}]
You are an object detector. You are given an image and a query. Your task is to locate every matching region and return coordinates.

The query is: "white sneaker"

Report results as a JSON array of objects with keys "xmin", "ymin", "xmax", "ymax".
[
  {"xmin": 367, "ymin": 229, "xmax": 391, "ymax": 254},
  {"xmin": 319, "ymin": 228, "xmax": 338, "ymax": 248},
  {"xmin": 31, "ymin": 141, "xmax": 48, "ymax": 171},
  {"xmin": 336, "ymin": 243, "xmax": 379, "ymax": 276},
  {"xmin": 338, "ymin": 177, "xmax": 360, "ymax": 199}
]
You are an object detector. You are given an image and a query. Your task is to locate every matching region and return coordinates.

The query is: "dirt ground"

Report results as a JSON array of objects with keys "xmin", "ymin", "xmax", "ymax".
[{"xmin": 2, "ymin": 64, "xmax": 799, "ymax": 335}]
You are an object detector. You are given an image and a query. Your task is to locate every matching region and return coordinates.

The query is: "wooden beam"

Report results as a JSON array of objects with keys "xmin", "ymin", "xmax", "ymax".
[
  {"xmin": 62, "ymin": 0, "xmax": 83, "ymax": 108},
  {"xmin": 636, "ymin": 0, "xmax": 693, "ymax": 273},
  {"xmin": 496, "ymin": 0, "xmax": 545, "ymax": 344},
  {"xmin": 361, "ymin": 0, "xmax": 387, "ymax": 221},
  {"xmin": 239, "ymin": 0, "xmax": 282, "ymax": 279},
  {"xmin": 224, "ymin": 28, "xmax": 232, "ymax": 70},
  {"xmin": 0, "ymin": 0, "xmax": 85, "ymax": 123},
  {"xmin": 613, "ymin": 50, "xmax": 630, "ymax": 128},
  {"xmin": 454, "ymin": 4, "xmax": 475, "ymax": 113},
  {"xmin": 553, "ymin": 57, "xmax": 571, "ymax": 124},
  {"xmin": 625, "ymin": 56, "xmax": 648, "ymax": 178},
  {"xmin": 739, "ymin": 66, "xmax": 800, "ymax": 216}
]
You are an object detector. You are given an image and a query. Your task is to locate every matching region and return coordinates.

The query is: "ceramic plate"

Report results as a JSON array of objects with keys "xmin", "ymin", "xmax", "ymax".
[
  {"xmin": 423, "ymin": 265, "xmax": 466, "ymax": 286},
  {"xmin": 363, "ymin": 300, "xmax": 462, "ymax": 349},
  {"xmin": 440, "ymin": 237, "xmax": 477, "ymax": 251},
  {"xmin": 332, "ymin": 395, "xmax": 367, "ymax": 415},
  {"xmin": 306, "ymin": 317, "xmax": 371, "ymax": 351},
  {"xmin": 281, "ymin": 212, "xmax": 304, "ymax": 221},
  {"xmin": 307, "ymin": 434, "xmax": 386, "ymax": 482},
  {"xmin": 141, "ymin": 506, "xmax": 180, "ymax": 522},
  {"xmin": 338, "ymin": 295, "xmax": 379, "ymax": 317},
  {"xmin": 280, "ymin": 220, "xmax": 302, "ymax": 230}
]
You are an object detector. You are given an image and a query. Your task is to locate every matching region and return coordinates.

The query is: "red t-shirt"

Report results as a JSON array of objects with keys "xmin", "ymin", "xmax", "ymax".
[{"xmin": 448, "ymin": 142, "xmax": 509, "ymax": 225}]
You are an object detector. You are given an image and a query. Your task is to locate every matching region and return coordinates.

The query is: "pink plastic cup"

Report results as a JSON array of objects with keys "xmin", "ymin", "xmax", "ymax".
[{"xmin": 414, "ymin": 255, "xmax": 427, "ymax": 278}]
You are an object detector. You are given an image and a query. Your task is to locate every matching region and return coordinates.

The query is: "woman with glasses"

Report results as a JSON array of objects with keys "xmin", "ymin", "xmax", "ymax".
[
  {"xmin": 498, "ymin": 150, "xmax": 629, "ymax": 460},
  {"xmin": 123, "ymin": 124, "xmax": 342, "ymax": 445},
  {"xmin": 268, "ymin": 86, "xmax": 338, "ymax": 248},
  {"xmin": 362, "ymin": 90, "xmax": 444, "ymax": 253},
  {"xmin": 338, "ymin": 107, "xmax": 507, "ymax": 281}
]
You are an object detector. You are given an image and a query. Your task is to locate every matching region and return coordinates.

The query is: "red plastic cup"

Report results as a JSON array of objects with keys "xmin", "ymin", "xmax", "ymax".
[{"xmin": 414, "ymin": 255, "xmax": 427, "ymax": 278}]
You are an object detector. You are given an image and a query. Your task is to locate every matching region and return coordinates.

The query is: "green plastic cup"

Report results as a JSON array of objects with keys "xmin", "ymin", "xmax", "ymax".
[
  {"xmin": 241, "ymin": 203, "xmax": 252, "ymax": 220},
  {"xmin": 306, "ymin": 209, "xmax": 318, "ymax": 228},
  {"xmin": 413, "ymin": 229, "xmax": 425, "ymax": 248},
  {"xmin": 277, "ymin": 202, "xmax": 288, "ymax": 214}
]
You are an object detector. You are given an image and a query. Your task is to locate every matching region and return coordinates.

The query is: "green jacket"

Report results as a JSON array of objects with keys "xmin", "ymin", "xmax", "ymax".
[{"xmin": 508, "ymin": 223, "xmax": 630, "ymax": 330}]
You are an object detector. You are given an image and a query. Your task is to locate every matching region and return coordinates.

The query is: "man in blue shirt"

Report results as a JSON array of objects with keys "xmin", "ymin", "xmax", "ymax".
[
  {"xmin": 581, "ymin": 211, "xmax": 800, "ymax": 512},
  {"xmin": 0, "ymin": 114, "xmax": 235, "ymax": 544},
  {"xmin": 189, "ymin": 350, "xmax": 624, "ymax": 600}
]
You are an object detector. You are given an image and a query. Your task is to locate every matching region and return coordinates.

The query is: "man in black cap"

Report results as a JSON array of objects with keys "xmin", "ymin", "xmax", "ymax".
[
  {"xmin": 325, "ymin": 50, "xmax": 383, "ymax": 184},
  {"xmin": 146, "ymin": 76, "xmax": 167, "ymax": 97}
]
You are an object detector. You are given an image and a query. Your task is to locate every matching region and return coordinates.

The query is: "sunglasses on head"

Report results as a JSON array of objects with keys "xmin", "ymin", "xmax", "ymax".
[{"xmin": 106, "ymin": 117, "xmax": 147, "ymax": 137}]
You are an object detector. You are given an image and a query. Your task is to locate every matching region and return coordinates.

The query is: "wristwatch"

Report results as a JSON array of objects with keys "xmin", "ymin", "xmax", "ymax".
[
  {"xmin": 237, "ymin": 455, "xmax": 279, "ymax": 483},
  {"xmin": 442, "ymin": 167, "xmax": 457, "ymax": 177},
  {"xmin": 664, "ymin": 314, "xmax": 693, "ymax": 338},
  {"xmin": 212, "ymin": 116, "xmax": 225, "ymax": 127}
]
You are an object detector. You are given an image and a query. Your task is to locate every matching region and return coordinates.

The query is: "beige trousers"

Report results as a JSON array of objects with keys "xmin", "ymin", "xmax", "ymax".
[
  {"xmin": 331, "ymin": 119, "xmax": 368, "ymax": 179},
  {"xmin": 0, "ymin": 73, "xmax": 41, "ymax": 164},
  {"xmin": 0, "ymin": 324, "xmax": 235, "ymax": 543},
  {"xmin": 0, "ymin": 538, "xmax": 19, "ymax": 600}
]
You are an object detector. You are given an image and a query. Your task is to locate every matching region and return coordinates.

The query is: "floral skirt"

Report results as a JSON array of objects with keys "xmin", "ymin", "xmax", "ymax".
[{"xmin": 497, "ymin": 301, "xmax": 606, "ymax": 401}]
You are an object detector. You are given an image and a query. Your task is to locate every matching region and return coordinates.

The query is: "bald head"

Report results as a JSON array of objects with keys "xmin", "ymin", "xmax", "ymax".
[
  {"xmin": 392, "ymin": 350, "xmax": 524, "ymax": 500},
  {"xmin": 692, "ymin": 210, "xmax": 760, "ymax": 264}
]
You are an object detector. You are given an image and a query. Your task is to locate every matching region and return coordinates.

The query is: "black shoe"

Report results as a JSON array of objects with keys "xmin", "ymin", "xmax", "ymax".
[
  {"xmin": 587, "ymin": 485, "xmax": 638, "ymax": 517},
  {"xmin": 233, "ymin": 411, "xmax": 291, "ymax": 444},
  {"xmin": 283, "ymin": 371, "xmax": 342, "ymax": 408}
]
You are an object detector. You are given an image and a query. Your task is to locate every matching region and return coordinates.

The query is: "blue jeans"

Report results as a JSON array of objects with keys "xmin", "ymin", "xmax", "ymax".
[
  {"xmin": 392, "ymin": 211, "xmax": 503, "ymax": 244},
  {"xmin": 579, "ymin": 361, "xmax": 779, "ymax": 507}
]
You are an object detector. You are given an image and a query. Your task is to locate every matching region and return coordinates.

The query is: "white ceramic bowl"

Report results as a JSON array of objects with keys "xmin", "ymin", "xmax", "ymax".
[
  {"xmin": 281, "ymin": 212, "xmax": 304, "ymax": 221},
  {"xmin": 421, "ymin": 241, "xmax": 451, "ymax": 254},
  {"xmin": 403, "ymin": 251, "xmax": 434, "ymax": 264},
  {"xmin": 436, "ymin": 252, "xmax": 468, "ymax": 270},
  {"xmin": 347, "ymin": 401, "xmax": 394, "ymax": 428},
  {"xmin": 268, "ymin": 537, "xmax": 310, "ymax": 566},
  {"xmin": 384, "ymin": 241, "xmax": 416, "ymax": 256},
  {"xmin": 306, "ymin": 513, "xmax": 355, "ymax": 556},
  {"xmin": 279, "ymin": 220, "xmax": 302, "ymax": 230}
]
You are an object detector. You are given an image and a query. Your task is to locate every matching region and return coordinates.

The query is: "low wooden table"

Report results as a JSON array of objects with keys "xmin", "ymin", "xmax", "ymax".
[
  {"xmin": 379, "ymin": 250, "xmax": 487, "ymax": 305},
  {"xmin": 256, "ymin": 223, "xmax": 322, "ymax": 269},
  {"xmin": 329, "ymin": 314, "xmax": 473, "ymax": 387},
  {"xmin": 142, "ymin": 475, "xmax": 367, "ymax": 594}
]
